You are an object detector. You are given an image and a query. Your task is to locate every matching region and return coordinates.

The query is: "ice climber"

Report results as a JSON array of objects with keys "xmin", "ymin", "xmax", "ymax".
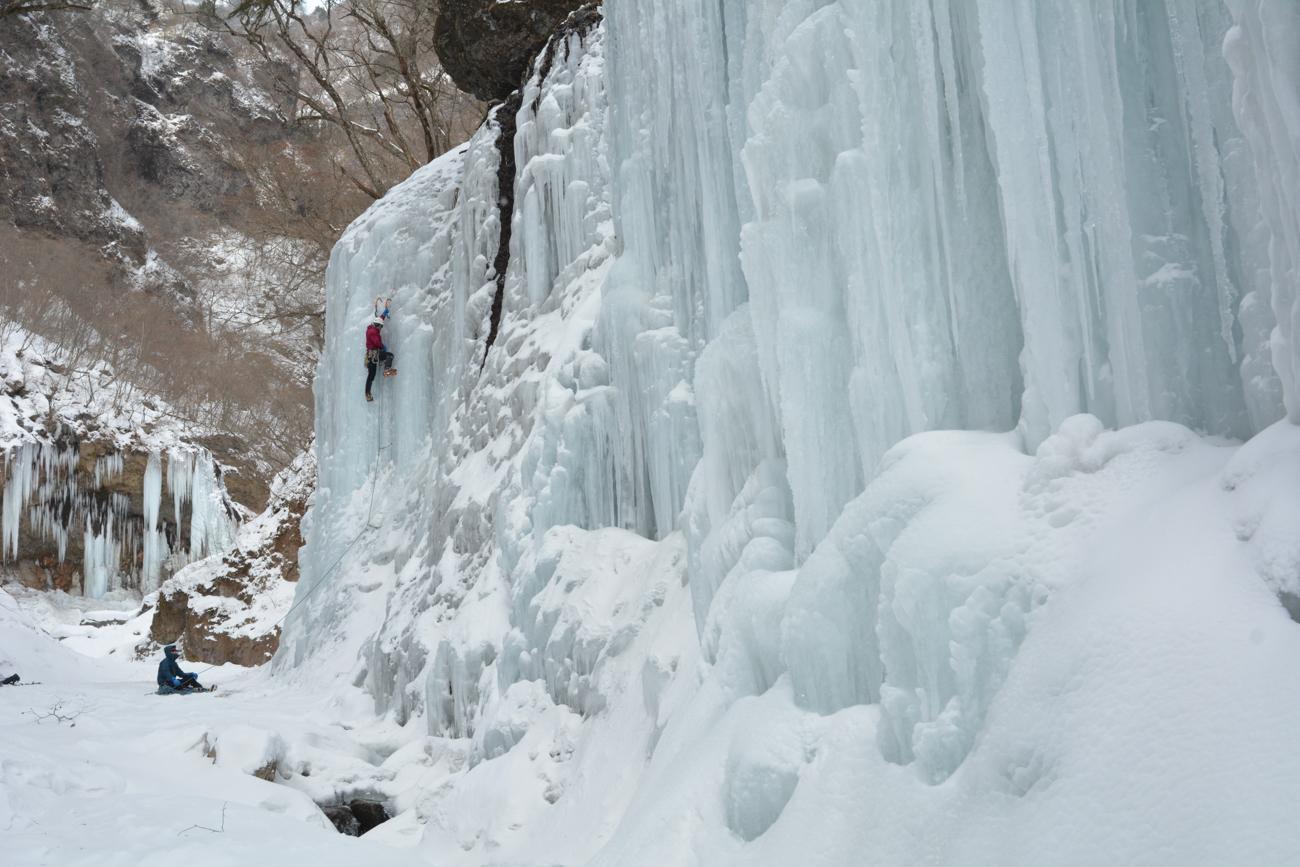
[
  {"xmin": 156, "ymin": 644, "xmax": 206, "ymax": 694},
  {"xmin": 365, "ymin": 313, "xmax": 397, "ymax": 402}
]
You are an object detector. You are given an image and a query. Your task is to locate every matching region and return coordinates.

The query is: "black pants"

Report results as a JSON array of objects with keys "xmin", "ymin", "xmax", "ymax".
[{"xmin": 365, "ymin": 351, "xmax": 394, "ymax": 394}]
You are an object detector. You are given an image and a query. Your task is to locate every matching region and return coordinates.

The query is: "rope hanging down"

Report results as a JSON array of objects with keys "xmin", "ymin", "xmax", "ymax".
[{"xmin": 191, "ymin": 377, "xmax": 391, "ymax": 678}]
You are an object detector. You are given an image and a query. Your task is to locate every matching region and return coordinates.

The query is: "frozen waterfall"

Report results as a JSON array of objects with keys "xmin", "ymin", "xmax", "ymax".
[
  {"xmin": 282, "ymin": 2, "xmax": 1300, "ymax": 865},
  {"xmin": 0, "ymin": 441, "xmax": 239, "ymax": 598}
]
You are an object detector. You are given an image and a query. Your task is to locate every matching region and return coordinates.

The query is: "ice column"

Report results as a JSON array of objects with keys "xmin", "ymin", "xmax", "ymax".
[
  {"xmin": 2, "ymin": 444, "xmax": 36, "ymax": 559},
  {"xmin": 83, "ymin": 512, "xmax": 119, "ymax": 599},
  {"xmin": 141, "ymin": 450, "xmax": 167, "ymax": 593},
  {"xmin": 166, "ymin": 446, "xmax": 236, "ymax": 567},
  {"xmin": 596, "ymin": 0, "xmax": 751, "ymax": 539},
  {"xmin": 288, "ymin": 133, "xmax": 476, "ymax": 657},
  {"xmin": 167, "ymin": 447, "xmax": 194, "ymax": 536},
  {"xmin": 603, "ymin": 0, "xmax": 749, "ymax": 348},
  {"xmin": 190, "ymin": 454, "xmax": 233, "ymax": 561},
  {"xmin": 510, "ymin": 19, "xmax": 705, "ymax": 543},
  {"xmin": 1224, "ymin": 1, "xmax": 1300, "ymax": 423}
]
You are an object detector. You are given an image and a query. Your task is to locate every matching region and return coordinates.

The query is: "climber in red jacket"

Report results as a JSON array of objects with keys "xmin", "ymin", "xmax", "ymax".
[{"xmin": 365, "ymin": 315, "xmax": 396, "ymax": 402}]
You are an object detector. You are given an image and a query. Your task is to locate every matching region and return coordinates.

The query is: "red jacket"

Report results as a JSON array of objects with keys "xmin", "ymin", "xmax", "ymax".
[{"xmin": 366, "ymin": 323, "xmax": 385, "ymax": 351}]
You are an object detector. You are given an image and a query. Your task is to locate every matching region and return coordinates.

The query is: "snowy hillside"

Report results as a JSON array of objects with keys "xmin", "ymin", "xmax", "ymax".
[
  {"xmin": 6, "ymin": 0, "xmax": 1300, "ymax": 865},
  {"xmin": 0, "ymin": 2, "xmax": 324, "ymax": 486}
]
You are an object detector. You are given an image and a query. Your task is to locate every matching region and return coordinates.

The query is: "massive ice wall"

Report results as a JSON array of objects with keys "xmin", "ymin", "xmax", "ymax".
[
  {"xmin": 1224, "ymin": 1, "xmax": 1300, "ymax": 423},
  {"xmin": 281, "ymin": 1, "xmax": 1300, "ymax": 863}
]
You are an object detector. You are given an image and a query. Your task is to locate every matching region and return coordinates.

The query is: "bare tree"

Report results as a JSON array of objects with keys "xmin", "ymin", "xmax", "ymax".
[
  {"xmin": 338, "ymin": 0, "xmax": 478, "ymax": 163},
  {"xmin": 211, "ymin": 0, "xmax": 482, "ymax": 199}
]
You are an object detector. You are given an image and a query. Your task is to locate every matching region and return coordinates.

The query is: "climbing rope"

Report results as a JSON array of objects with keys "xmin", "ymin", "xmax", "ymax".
[{"xmin": 189, "ymin": 382, "xmax": 391, "ymax": 679}]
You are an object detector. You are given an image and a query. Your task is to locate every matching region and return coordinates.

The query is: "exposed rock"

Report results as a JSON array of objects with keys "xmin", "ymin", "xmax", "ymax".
[
  {"xmin": 149, "ymin": 449, "xmax": 314, "ymax": 666},
  {"xmin": 1280, "ymin": 591, "xmax": 1300, "ymax": 624},
  {"xmin": 251, "ymin": 759, "xmax": 278, "ymax": 782},
  {"xmin": 317, "ymin": 800, "xmax": 389, "ymax": 836},
  {"xmin": 350, "ymin": 799, "xmax": 389, "ymax": 834},
  {"xmin": 531, "ymin": 4, "xmax": 604, "ymax": 96},
  {"xmin": 320, "ymin": 805, "xmax": 360, "ymax": 836},
  {"xmin": 150, "ymin": 587, "xmax": 188, "ymax": 644},
  {"xmin": 0, "ymin": 3, "xmax": 288, "ymax": 297},
  {"xmin": 482, "ymin": 90, "xmax": 522, "ymax": 358},
  {"xmin": 434, "ymin": 0, "xmax": 589, "ymax": 101},
  {"xmin": 2, "ymin": 4, "xmax": 286, "ymax": 220},
  {"xmin": 3, "ymin": 435, "xmax": 236, "ymax": 595}
]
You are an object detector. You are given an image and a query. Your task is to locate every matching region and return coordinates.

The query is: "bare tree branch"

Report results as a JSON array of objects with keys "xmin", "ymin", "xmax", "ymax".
[{"xmin": 0, "ymin": 0, "xmax": 91, "ymax": 20}]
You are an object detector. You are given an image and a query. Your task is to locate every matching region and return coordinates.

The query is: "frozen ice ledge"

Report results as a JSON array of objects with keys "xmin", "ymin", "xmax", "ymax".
[{"xmin": 281, "ymin": 2, "xmax": 1300, "ymax": 864}]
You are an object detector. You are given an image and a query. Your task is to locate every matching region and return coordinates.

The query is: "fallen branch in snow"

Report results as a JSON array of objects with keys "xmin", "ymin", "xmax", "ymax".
[
  {"xmin": 177, "ymin": 802, "xmax": 227, "ymax": 836},
  {"xmin": 23, "ymin": 697, "xmax": 87, "ymax": 726}
]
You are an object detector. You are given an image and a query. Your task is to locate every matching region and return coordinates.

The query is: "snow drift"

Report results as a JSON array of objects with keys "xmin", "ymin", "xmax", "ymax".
[{"xmin": 277, "ymin": 2, "xmax": 1300, "ymax": 865}]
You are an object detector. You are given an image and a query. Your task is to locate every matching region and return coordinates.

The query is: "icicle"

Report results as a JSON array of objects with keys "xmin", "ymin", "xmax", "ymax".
[
  {"xmin": 2, "ymin": 443, "xmax": 40, "ymax": 561},
  {"xmin": 93, "ymin": 452, "xmax": 123, "ymax": 488},
  {"xmin": 141, "ymin": 450, "xmax": 167, "ymax": 593},
  {"xmin": 83, "ymin": 511, "xmax": 113, "ymax": 600},
  {"xmin": 188, "ymin": 451, "xmax": 235, "ymax": 561},
  {"xmin": 167, "ymin": 446, "xmax": 195, "ymax": 542}
]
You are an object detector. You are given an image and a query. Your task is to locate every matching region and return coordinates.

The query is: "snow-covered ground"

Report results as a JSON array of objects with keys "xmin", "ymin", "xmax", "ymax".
[
  {"xmin": 5, "ymin": 416, "xmax": 1300, "ymax": 865},
  {"xmin": 0, "ymin": 589, "xmax": 429, "ymax": 866}
]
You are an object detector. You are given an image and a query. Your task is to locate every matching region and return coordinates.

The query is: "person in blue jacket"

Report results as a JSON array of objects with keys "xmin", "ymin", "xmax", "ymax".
[{"xmin": 156, "ymin": 644, "xmax": 206, "ymax": 693}]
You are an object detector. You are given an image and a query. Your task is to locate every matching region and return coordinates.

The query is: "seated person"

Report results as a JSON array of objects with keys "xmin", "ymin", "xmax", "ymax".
[{"xmin": 156, "ymin": 644, "xmax": 205, "ymax": 693}]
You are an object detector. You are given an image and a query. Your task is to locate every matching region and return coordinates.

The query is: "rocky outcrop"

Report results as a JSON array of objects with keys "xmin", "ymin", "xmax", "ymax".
[
  {"xmin": 149, "ymin": 448, "xmax": 313, "ymax": 666},
  {"xmin": 151, "ymin": 582, "xmax": 282, "ymax": 667},
  {"xmin": 0, "ymin": 328, "xmax": 250, "ymax": 597},
  {"xmin": 320, "ymin": 799, "xmax": 389, "ymax": 836},
  {"xmin": 434, "ymin": 0, "xmax": 590, "ymax": 101},
  {"xmin": 7, "ymin": 442, "xmax": 176, "ymax": 595}
]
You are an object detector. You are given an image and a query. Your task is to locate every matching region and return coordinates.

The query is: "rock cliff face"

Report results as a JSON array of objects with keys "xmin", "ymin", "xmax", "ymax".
[
  {"xmin": 0, "ymin": 333, "xmax": 244, "ymax": 599},
  {"xmin": 0, "ymin": 4, "xmax": 286, "ymax": 296},
  {"xmin": 9, "ymin": 442, "xmax": 184, "ymax": 595},
  {"xmin": 0, "ymin": 1, "xmax": 311, "ymax": 604},
  {"xmin": 149, "ymin": 448, "xmax": 314, "ymax": 666},
  {"xmin": 434, "ymin": 0, "xmax": 590, "ymax": 101}
]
